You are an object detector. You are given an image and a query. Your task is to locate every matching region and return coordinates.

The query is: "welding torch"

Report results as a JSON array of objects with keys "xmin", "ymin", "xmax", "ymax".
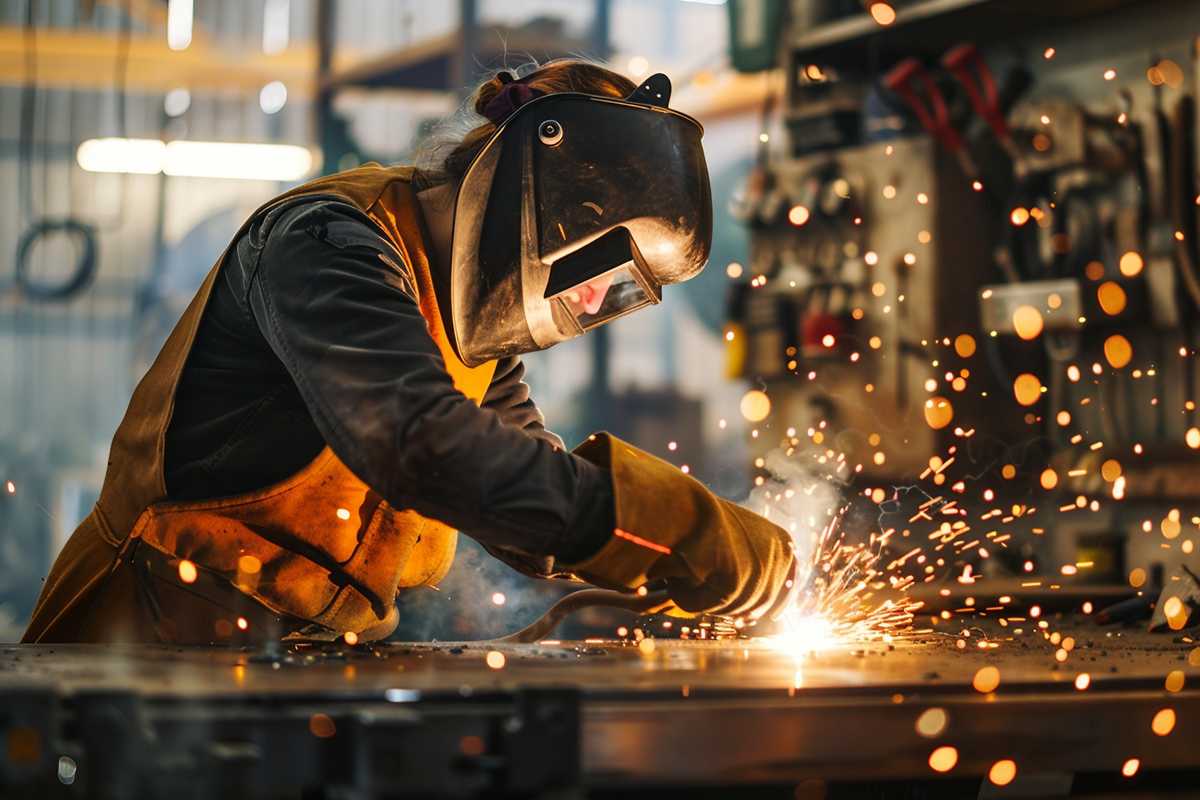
[{"xmin": 494, "ymin": 588, "xmax": 672, "ymax": 643}]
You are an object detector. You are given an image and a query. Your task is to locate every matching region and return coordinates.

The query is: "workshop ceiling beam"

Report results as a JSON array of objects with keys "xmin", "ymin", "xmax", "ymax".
[
  {"xmin": 93, "ymin": 0, "xmax": 169, "ymax": 28},
  {"xmin": 673, "ymin": 68, "xmax": 785, "ymax": 122},
  {"xmin": 0, "ymin": 25, "xmax": 356, "ymax": 96}
]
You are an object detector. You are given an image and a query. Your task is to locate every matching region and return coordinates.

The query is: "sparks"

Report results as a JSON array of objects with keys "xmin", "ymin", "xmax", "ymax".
[{"xmin": 767, "ymin": 512, "xmax": 923, "ymax": 657}]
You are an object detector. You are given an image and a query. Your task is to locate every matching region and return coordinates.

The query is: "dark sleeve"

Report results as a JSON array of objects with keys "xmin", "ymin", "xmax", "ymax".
[
  {"xmin": 246, "ymin": 200, "xmax": 610, "ymax": 563},
  {"xmin": 482, "ymin": 357, "xmax": 565, "ymax": 450}
]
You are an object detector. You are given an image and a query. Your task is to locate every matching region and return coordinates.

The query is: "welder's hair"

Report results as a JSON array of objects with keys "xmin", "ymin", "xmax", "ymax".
[{"xmin": 422, "ymin": 60, "xmax": 637, "ymax": 182}]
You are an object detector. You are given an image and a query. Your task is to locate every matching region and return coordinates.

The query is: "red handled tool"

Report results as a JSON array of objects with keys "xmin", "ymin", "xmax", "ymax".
[
  {"xmin": 941, "ymin": 43, "xmax": 1021, "ymax": 161},
  {"xmin": 883, "ymin": 57, "xmax": 978, "ymax": 179}
]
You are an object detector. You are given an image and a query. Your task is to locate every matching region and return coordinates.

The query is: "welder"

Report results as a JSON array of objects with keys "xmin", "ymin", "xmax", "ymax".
[{"xmin": 23, "ymin": 61, "xmax": 796, "ymax": 645}]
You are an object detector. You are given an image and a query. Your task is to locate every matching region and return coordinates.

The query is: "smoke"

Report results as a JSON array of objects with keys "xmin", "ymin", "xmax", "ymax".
[
  {"xmin": 390, "ymin": 537, "xmax": 571, "ymax": 642},
  {"xmin": 743, "ymin": 445, "xmax": 846, "ymax": 591}
]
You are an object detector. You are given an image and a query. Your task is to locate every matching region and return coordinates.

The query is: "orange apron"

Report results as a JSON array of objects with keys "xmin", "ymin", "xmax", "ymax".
[{"xmin": 22, "ymin": 165, "xmax": 496, "ymax": 644}]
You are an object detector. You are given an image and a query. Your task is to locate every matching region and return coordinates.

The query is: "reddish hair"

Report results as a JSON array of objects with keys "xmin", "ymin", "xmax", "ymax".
[{"xmin": 433, "ymin": 60, "xmax": 637, "ymax": 181}]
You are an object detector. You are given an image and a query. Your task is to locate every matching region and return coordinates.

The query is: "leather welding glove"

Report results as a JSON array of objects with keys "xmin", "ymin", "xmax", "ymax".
[{"xmin": 560, "ymin": 433, "xmax": 797, "ymax": 619}]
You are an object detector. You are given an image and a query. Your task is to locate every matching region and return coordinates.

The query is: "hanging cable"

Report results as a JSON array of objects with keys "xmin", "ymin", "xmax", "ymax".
[
  {"xmin": 16, "ymin": 0, "xmax": 38, "ymax": 228},
  {"xmin": 4, "ymin": 0, "xmax": 41, "ymax": 295},
  {"xmin": 12, "ymin": 0, "xmax": 101, "ymax": 303}
]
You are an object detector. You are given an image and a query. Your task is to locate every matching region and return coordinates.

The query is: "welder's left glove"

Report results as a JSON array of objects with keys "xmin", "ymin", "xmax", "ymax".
[{"xmin": 560, "ymin": 433, "xmax": 797, "ymax": 619}]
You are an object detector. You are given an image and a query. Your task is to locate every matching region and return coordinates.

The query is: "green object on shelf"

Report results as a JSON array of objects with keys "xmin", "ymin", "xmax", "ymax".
[{"xmin": 727, "ymin": 0, "xmax": 787, "ymax": 73}]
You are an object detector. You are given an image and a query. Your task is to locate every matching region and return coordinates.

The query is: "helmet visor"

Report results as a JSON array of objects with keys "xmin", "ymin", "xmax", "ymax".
[
  {"xmin": 550, "ymin": 263, "xmax": 657, "ymax": 332},
  {"xmin": 448, "ymin": 87, "xmax": 711, "ymax": 365}
]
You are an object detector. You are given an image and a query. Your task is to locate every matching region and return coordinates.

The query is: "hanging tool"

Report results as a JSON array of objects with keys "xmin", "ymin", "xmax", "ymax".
[
  {"xmin": 882, "ymin": 58, "xmax": 978, "ymax": 181},
  {"xmin": 936, "ymin": 44, "xmax": 1037, "ymax": 285},
  {"xmin": 941, "ymin": 43, "xmax": 1021, "ymax": 163}
]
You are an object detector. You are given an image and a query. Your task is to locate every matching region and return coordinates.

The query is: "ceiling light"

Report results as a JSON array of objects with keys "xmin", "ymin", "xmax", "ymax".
[{"xmin": 77, "ymin": 138, "xmax": 316, "ymax": 182}]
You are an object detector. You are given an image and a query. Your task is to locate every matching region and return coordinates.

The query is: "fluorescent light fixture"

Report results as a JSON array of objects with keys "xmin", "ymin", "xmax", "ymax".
[
  {"xmin": 167, "ymin": 0, "xmax": 194, "ymax": 51},
  {"xmin": 77, "ymin": 138, "xmax": 165, "ymax": 174},
  {"xmin": 262, "ymin": 0, "xmax": 291, "ymax": 55},
  {"xmin": 164, "ymin": 141, "xmax": 312, "ymax": 180},
  {"xmin": 76, "ymin": 138, "xmax": 316, "ymax": 182}
]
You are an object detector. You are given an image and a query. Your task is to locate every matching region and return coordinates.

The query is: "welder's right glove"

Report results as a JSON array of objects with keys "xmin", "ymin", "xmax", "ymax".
[{"xmin": 560, "ymin": 433, "xmax": 797, "ymax": 619}]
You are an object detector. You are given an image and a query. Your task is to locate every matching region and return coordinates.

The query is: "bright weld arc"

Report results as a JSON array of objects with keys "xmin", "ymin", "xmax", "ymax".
[{"xmin": 768, "ymin": 512, "xmax": 925, "ymax": 657}]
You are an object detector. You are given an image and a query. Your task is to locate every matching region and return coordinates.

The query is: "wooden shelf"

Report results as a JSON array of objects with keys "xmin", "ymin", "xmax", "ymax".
[
  {"xmin": 322, "ymin": 23, "xmax": 600, "ymax": 93},
  {"xmin": 792, "ymin": 0, "xmax": 1151, "ymax": 70}
]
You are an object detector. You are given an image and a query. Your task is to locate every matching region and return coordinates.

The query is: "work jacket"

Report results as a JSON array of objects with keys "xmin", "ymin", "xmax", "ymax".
[
  {"xmin": 23, "ymin": 165, "xmax": 797, "ymax": 644},
  {"xmin": 22, "ymin": 165, "xmax": 613, "ymax": 644}
]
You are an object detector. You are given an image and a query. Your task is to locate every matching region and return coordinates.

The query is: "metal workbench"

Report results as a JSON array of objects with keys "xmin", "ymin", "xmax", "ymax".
[{"xmin": 1, "ymin": 620, "xmax": 1198, "ymax": 799}]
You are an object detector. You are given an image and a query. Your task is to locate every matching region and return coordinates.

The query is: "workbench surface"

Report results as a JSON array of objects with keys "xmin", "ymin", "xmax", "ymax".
[
  {"xmin": 3, "ymin": 624, "xmax": 1198, "ymax": 790},
  {"xmin": 0, "ymin": 626, "xmax": 1195, "ymax": 697}
]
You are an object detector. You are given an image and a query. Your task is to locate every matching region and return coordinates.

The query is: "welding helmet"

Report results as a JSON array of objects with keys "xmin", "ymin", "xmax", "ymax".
[{"xmin": 446, "ymin": 73, "xmax": 713, "ymax": 366}]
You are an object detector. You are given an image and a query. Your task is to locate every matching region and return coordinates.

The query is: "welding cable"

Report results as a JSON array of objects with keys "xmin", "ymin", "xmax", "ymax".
[
  {"xmin": 11, "ymin": 0, "xmax": 103, "ymax": 302},
  {"xmin": 492, "ymin": 588, "xmax": 671, "ymax": 644},
  {"xmin": 14, "ymin": 218, "xmax": 99, "ymax": 301},
  {"xmin": 1001, "ymin": 173, "xmax": 1047, "ymax": 282},
  {"xmin": 996, "ymin": 94, "xmax": 1083, "ymax": 282},
  {"xmin": 1005, "ymin": 177, "xmax": 1103, "ymax": 281},
  {"xmin": 1060, "ymin": 187, "xmax": 1105, "ymax": 278},
  {"xmin": 984, "ymin": 160, "xmax": 1050, "ymax": 396}
]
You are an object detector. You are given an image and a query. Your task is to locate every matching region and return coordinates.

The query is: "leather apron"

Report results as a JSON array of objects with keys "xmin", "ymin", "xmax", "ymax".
[{"xmin": 22, "ymin": 165, "xmax": 496, "ymax": 644}]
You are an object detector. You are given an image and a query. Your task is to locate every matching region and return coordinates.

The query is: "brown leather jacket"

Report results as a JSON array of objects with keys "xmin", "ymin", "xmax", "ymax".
[
  {"xmin": 162, "ymin": 191, "xmax": 611, "ymax": 563},
  {"xmin": 23, "ymin": 165, "xmax": 796, "ymax": 644}
]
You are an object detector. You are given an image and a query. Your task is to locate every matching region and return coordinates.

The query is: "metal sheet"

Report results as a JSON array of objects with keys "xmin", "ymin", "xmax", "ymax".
[
  {"xmin": 1, "ymin": 629, "xmax": 1191, "ymax": 697},
  {"xmin": 2, "ymin": 623, "xmax": 1197, "ymax": 788}
]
